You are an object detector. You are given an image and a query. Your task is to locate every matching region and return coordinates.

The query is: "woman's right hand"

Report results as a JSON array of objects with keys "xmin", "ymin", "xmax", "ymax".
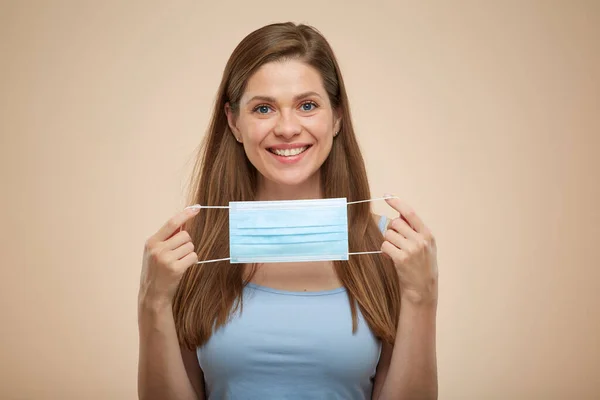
[{"xmin": 138, "ymin": 207, "xmax": 201, "ymax": 310}]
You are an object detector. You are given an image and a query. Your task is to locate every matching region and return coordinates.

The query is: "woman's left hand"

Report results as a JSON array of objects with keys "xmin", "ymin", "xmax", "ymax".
[{"xmin": 381, "ymin": 195, "xmax": 438, "ymax": 306}]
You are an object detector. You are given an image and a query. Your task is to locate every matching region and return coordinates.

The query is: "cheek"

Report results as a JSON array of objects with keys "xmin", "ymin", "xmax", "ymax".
[
  {"xmin": 304, "ymin": 115, "xmax": 333, "ymax": 139},
  {"xmin": 244, "ymin": 119, "xmax": 273, "ymax": 144}
]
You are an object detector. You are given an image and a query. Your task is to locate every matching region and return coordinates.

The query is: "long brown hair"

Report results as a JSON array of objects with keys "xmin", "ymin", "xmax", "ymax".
[{"xmin": 173, "ymin": 22, "xmax": 401, "ymax": 350}]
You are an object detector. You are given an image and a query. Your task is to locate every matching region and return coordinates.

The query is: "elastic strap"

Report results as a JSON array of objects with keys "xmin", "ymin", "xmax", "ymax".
[
  {"xmin": 196, "ymin": 257, "xmax": 231, "ymax": 264},
  {"xmin": 186, "ymin": 195, "xmax": 398, "ymax": 210},
  {"xmin": 347, "ymin": 195, "xmax": 398, "ymax": 205},
  {"xmin": 196, "ymin": 252, "xmax": 382, "ymax": 264},
  {"xmin": 185, "ymin": 204, "xmax": 229, "ymax": 210}
]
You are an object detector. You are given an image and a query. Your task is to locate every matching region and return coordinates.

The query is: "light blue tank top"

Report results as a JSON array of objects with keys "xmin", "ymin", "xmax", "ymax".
[{"xmin": 196, "ymin": 215, "xmax": 389, "ymax": 399}]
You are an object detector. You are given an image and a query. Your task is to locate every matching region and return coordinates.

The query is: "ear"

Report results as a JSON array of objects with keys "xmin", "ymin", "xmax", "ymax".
[
  {"xmin": 333, "ymin": 107, "xmax": 342, "ymax": 136},
  {"xmin": 224, "ymin": 102, "xmax": 242, "ymax": 143}
]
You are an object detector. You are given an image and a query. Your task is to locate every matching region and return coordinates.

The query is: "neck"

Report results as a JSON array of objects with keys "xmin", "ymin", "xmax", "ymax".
[{"xmin": 256, "ymin": 172, "xmax": 322, "ymax": 201}]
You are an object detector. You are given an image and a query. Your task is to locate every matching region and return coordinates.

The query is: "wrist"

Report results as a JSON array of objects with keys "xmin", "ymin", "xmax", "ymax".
[
  {"xmin": 137, "ymin": 296, "xmax": 175, "ymax": 334},
  {"xmin": 399, "ymin": 291, "xmax": 438, "ymax": 324},
  {"xmin": 401, "ymin": 294, "xmax": 438, "ymax": 310},
  {"xmin": 138, "ymin": 292, "xmax": 173, "ymax": 315},
  {"xmin": 401, "ymin": 283, "xmax": 438, "ymax": 308}
]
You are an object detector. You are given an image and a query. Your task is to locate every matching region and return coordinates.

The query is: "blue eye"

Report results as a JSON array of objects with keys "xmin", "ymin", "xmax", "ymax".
[
  {"xmin": 252, "ymin": 104, "xmax": 272, "ymax": 114},
  {"xmin": 301, "ymin": 102, "xmax": 317, "ymax": 111}
]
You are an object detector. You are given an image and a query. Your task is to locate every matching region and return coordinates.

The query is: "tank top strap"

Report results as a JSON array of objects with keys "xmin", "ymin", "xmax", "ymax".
[{"xmin": 377, "ymin": 215, "xmax": 388, "ymax": 233}]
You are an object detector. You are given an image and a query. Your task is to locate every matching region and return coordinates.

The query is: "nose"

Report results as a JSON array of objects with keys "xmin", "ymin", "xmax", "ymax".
[{"xmin": 273, "ymin": 109, "xmax": 301, "ymax": 139}]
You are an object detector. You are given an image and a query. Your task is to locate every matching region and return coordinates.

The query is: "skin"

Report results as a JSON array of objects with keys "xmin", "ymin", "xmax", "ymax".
[
  {"xmin": 373, "ymin": 196, "xmax": 439, "ymax": 399},
  {"xmin": 225, "ymin": 58, "xmax": 341, "ymax": 201},
  {"xmin": 138, "ymin": 59, "xmax": 438, "ymax": 400}
]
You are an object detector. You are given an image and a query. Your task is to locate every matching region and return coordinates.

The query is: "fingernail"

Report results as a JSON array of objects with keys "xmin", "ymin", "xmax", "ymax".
[{"xmin": 186, "ymin": 204, "xmax": 201, "ymax": 212}]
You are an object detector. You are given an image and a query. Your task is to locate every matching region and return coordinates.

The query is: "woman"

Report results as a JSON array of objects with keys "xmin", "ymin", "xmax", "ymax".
[{"xmin": 138, "ymin": 22, "xmax": 438, "ymax": 400}]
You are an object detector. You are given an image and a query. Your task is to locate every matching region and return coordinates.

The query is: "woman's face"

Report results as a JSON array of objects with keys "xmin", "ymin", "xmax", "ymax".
[{"xmin": 226, "ymin": 59, "xmax": 341, "ymax": 188}]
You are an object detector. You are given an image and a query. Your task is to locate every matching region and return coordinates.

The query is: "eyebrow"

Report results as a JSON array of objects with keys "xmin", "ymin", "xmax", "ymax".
[{"xmin": 244, "ymin": 91, "xmax": 323, "ymax": 105}]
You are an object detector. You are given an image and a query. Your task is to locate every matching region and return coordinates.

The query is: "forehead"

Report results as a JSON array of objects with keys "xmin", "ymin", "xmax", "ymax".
[{"xmin": 242, "ymin": 59, "xmax": 327, "ymax": 101}]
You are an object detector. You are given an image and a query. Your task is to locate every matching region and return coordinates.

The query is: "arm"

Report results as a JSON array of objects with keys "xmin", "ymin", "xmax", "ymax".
[
  {"xmin": 181, "ymin": 341, "xmax": 206, "ymax": 399},
  {"xmin": 137, "ymin": 207, "xmax": 206, "ymax": 399},
  {"xmin": 137, "ymin": 301, "xmax": 205, "ymax": 400},
  {"xmin": 373, "ymin": 196, "xmax": 439, "ymax": 399},
  {"xmin": 372, "ymin": 298, "xmax": 438, "ymax": 400}
]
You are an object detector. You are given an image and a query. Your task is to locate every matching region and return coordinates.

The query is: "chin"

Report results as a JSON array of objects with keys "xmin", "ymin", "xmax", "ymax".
[{"xmin": 268, "ymin": 170, "xmax": 317, "ymax": 187}]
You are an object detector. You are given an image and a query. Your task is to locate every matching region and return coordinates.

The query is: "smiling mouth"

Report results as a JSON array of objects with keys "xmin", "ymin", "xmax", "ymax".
[{"xmin": 268, "ymin": 145, "xmax": 311, "ymax": 157}]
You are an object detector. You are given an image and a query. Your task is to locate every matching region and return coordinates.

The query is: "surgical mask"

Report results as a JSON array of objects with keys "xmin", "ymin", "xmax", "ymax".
[{"xmin": 185, "ymin": 196, "xmax": 395, "ymax": 264}]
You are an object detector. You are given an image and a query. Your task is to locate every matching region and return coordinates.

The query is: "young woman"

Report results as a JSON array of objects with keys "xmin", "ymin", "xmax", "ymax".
[{"xmin": 138, "ymin": 22, "xmax": 439, "ymax": 400}]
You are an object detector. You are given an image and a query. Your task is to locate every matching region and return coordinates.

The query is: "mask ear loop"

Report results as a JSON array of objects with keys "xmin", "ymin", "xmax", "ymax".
[
  {"xmin": 346, "ymin": 195, "xmax": 399, "ymax": 256},
  {"xmin": 346, "ymin": 195, "xmax": 399, "ymax": 205},
  {"xmin": 183, "ymin": 204, "xmax": 232, "ymax": 264},
  {"xmin": 185, "ymin": 204, "xmax": 229, "ymax": 210}
]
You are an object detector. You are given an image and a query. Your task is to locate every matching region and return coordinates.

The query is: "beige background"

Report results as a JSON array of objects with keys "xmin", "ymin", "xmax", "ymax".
[{"xmin": 1, "ymin": 0, "xmax": 599, "ymax": 399}]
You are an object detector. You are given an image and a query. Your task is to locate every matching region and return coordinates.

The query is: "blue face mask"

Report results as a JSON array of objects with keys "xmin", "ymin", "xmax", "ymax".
[{"xmin": 187, "ymin": 196, "xmax": 394, "ymax": 264}]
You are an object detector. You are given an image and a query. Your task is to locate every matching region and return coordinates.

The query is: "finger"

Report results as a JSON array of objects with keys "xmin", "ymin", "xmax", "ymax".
[
  {"xmin": 166, "ymin": 225, "xmax": 182, "ymax": 241},
  {"xmin": 384, "ymin": 195, "xmax": 426, "ymax": 234},
  {"xmin": 154, "ymin": 207, "xmax": 200, "ymax": 242},
  {"xmin": 381, "ymin": 240, "xmax": 407, "ymax": 263},
  {"xmin": 384, "ymin": 227, "xmax": 414, "ymax": 252},
  {"xmin": 164, "ymin": 230, "xmax": 193, "ymax": 250},
  {"xmin": 389, "ymin": 217, "xmax": 420, "ymax": 242},
  {"xmin": 169, "ymin": 241, "xmax": 195, "ymax": 262},
  {"xmin": 174, "ymin": 251, "xmax": 199, "ymax": 271}
]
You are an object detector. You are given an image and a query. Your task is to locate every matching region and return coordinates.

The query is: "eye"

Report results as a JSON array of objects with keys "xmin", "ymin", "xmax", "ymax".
[
  {"xmin": 252, "ymin": 104, "xmax": 272, "ymax": 114},
  {"xmin": 300, "ymin": 101, "xmax": 318, "ymax": 112}
]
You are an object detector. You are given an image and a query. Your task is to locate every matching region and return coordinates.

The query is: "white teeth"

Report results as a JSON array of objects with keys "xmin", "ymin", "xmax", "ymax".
[{"xmin": 271, "ymin": 146, "xmax": 308, "ymax": 156}]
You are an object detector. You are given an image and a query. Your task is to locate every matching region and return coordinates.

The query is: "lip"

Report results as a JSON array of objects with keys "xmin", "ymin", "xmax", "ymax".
[
  {"xmin": 266, "ymin": 144, "xmax": 312, "ymax": 165},
  {"xmin": 267, "ymin": 143, "xmax": 312, "ymax": 150}
]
